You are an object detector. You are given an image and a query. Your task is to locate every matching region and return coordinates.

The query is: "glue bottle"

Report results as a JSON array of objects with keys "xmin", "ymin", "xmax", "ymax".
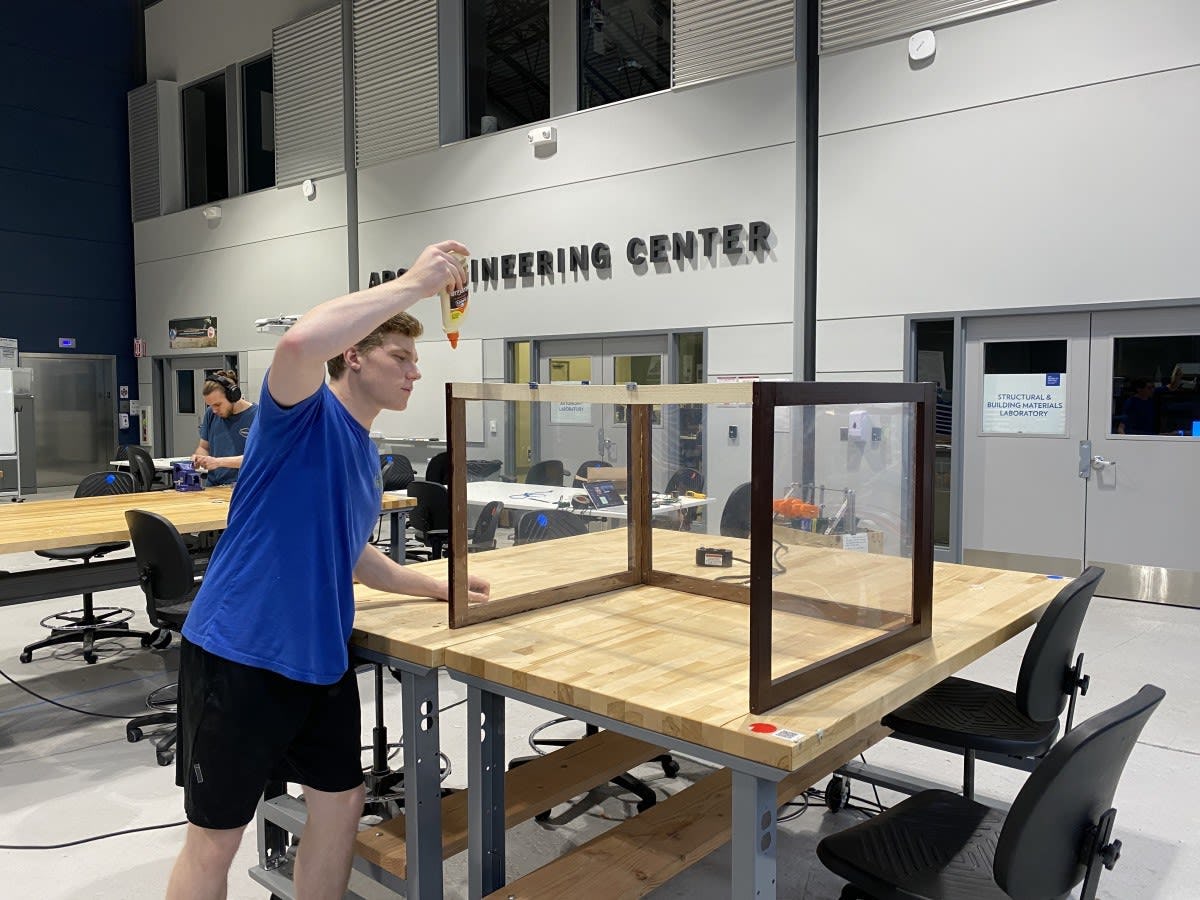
[{"xmin": 439, "ymin": 252, "xmax": 470, "ymax": 349}]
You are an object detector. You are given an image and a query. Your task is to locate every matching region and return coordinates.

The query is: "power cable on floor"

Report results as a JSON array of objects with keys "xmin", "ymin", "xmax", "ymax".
[
  {"xmin": 0, "ymin": 819, "xmax": 187, "ymax": 850},
  {"xmin": 0, "ymin": 665, "xmax": 147, "ymax": 720}
]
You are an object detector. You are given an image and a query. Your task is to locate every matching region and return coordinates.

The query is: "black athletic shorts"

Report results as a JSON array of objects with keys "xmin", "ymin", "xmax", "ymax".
[{"xmin": 176, "ymin": 637, "xmax": 364, "ymax": 830}]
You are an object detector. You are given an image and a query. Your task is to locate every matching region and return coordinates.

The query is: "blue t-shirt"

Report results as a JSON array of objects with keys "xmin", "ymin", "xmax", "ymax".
[
  {"xmin": 183, "ymin": 376, "xmax": 382, "ymax": 684},
  {"xmin": 199, "ymin": 404, "xmax": 258, "ymax": 485}
]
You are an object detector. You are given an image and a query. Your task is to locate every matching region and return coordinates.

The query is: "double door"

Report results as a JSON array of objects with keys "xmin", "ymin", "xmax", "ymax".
[
  {"xmin": 535, "ymin": 336, "xmax": 668, "ymax": 486},
  {"xmin": 166, "ymin": 355, "xmax": 239, "ymax": 456},
  {"xmin": 962, "ymin": 307, "xmax": 1200, "ymax": 606}
]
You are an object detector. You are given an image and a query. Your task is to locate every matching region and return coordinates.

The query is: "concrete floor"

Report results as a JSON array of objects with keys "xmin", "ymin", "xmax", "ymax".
[{"xmin": 2, "ymin": 489, "xmax": 1197, "ymax": 898}]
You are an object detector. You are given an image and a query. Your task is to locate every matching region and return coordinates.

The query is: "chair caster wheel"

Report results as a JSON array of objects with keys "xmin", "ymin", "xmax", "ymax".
[
  {"xmin": 84, "ymin": 652, "xmax": 97, "ymax": 664},
  {"xmin": 141, "ymin": 633, "xmax": 154, "ymax": 647},
  {"xmin": 826, "ymin": 775, "xmax": 851, "ymax": 812},
  {"xmin": 534, "ymin": 811, "xmax": 550, "ymax": 823},
  {"xmin": 19, "ymin": 651, "xmax": 32, "ymax": 664},
  {"xmin": 152, "ymin": 631, "xmax": 172, "ymax": 649},
  {"xmin": 661, "ymin": 758, "xmax": 681, "ymax": 778},
  {"xmin": 157, "ymin": 750, "xmax": 174, "ymax": 767},
  {"xmin": 127, "ymin": 726, "xmax": 143, "ymax": 743}
]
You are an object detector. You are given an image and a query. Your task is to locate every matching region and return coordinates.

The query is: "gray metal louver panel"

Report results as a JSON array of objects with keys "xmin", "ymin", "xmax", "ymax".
[
  {"xmin": 353, "ymin": 0, "xmax": 439, "ymax": 169},
  {"xmin": 820, "ymin": 0, "xmax": 1043, "ymax": 53},
  {"xmin": 672, "ymin": 0, "xmax": 795, "ymax": 87},
  {"xmin": 273, "ymin": 5, "xmax": 346, "ymax": 187},
  {"xmin": 128, "ymin": 84, "xmax": 161, "ymax": 222}
]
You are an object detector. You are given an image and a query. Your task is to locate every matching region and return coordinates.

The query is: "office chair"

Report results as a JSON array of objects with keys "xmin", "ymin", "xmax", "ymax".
[
  {"xmin": 406, "ymin": 480, "xmax": 451, "ymax": 560},
  {"xmin": 525, "ymin": 459, "xmax": 565, "ymax": 486},
  {"xmin": 20, "ymin": 471, "xmax": 158, "ymax": 665},
  {"xmin": 425, "ymin": 451, "xmax": 450, "ymax": 485},
  {"xmin": 718, "ymin": 481, "xmax": 752, "ymax": 538},
  {"xmin": 817, "ymin": 684, "xmax": 1165, "ymax": 900},
  {"xmin": 123, "ymin": 444, "xmax": 164, "ymax": 492},
  {"xmin": 513, "ymin": 508, "xmax": 588, "ymax": 545},
  {"xmin": 834, "ymin": 566, "xmax": 1102, "ymax": 804},
  {"xmin": 123, "ymin": 510, "xmax": 200, "ymax": 766},
  {"xmin": 663, "ymin": 466, "xmax": 704, "ymax": 530},
  {"xmin": 510, "ymin": 509, "xmax": 680, "ymax": 816},
  {"xmin": 465, "ymin": 458, "xmax": 503, "ymax": 481},
  {"xmin": 380, "ymin": 453, "xmax": 415, "ymax": 491},
  {"xmin": 572, "ymin": 459, "xmax": 607, "ymax": 488},
  {"xmin": 468, "ymin": 500, "xmax": 503, "ymax": 552}
]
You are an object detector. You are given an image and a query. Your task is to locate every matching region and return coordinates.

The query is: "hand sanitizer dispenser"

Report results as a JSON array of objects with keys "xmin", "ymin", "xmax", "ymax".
[{"xmin": 848, "ymin": 409, "xmax": 871, "ymax": 443}]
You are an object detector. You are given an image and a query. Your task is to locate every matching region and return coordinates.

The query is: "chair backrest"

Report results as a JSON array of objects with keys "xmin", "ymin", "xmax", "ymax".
[
  {"xmin": 425, "ymin": 451, "xmax": 450, "ymax": 485},
  {"xmin": 1015, "ymin": 565, "xmax": 1104, "ymax": 722},
  {"xmin": 719, "ymin": 481, "xmax": 753, "ymax": 538},
  {"xmin": 124, "ymin": 509, "xmax": 198, "ymax": 625},
  {"xmin": 993, "ymin": 684, "xmax": 1165, "ymax": 899},
  {"xmin": 407, "ymin": 480, "xmax": 451, "ymax": 534},
  {"xmin": 466, "ymin": 458, "xmax": 503, "ymax": 481},
  {"xmin": 380, "ymin": 454, "xmax": 415, "ymax": 491},
  {"xmin": 526, "ymin": 459, "xmax": 565, "ymax": 486},
  {"xmin": 665, "ymin": 466, "xmax": 704, "ymax": 495},
  {"xmin": 76, "ymin": 470, "xmax": 136, "ymax": 498},
  {"xmin": 123, "ymin": 444, "xmax": 157, "ymax": 492},
  {"xmin": 514, "ymin": 508, "xmax": 589, "ymax": 545},
  {"xmin": 471, "ymin": 500, "xmax": 504, "ymax": 548},
  {"xmin": 572, "ymin": 459, "xmax": 607, "ymax": 488}
]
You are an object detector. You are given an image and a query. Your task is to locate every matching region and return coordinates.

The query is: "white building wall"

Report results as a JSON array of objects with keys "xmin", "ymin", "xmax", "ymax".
[{"xmin": 818, "ymin": 0, "xmax": 1200, "ymax": 367}]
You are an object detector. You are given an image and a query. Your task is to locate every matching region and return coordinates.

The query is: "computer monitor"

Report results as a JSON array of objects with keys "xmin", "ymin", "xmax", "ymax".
[{"xmin": 583, "ymin": 479, "xmax": 624, "ymax": 509}]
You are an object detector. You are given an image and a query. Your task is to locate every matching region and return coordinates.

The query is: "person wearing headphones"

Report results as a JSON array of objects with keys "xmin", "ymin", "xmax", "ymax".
[{"xmin": 192, "ymin": 370, "xmax": 257, "ymax": 485}]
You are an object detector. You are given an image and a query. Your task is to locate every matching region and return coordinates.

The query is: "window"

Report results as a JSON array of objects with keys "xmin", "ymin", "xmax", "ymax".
[
  {"xmin": 578, "ymin": 0, "xmax": 669, "ymax": 110},
  {"xmin": 242, "ymin": 55, "xmax": 275, "ymax": 192},
  {"xmin": 1110, "ymin": 335, "xmax": 1200, "ymax": 437},
  {"xmin": 182, "ymin": 73, "xmax": 229, "ymax": 207},
  {"xmin": 176, "ymin": 370, "xmax": 195, "ymax": 415},
  {"xmin": 465, "ymin": 0, "xmax": 550, "ymax": 138}
]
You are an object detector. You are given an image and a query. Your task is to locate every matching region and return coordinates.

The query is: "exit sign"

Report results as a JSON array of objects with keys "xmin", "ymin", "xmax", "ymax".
[{"xmin": 58, "ymin": 337, "xmax": 76, "ymax": 349}]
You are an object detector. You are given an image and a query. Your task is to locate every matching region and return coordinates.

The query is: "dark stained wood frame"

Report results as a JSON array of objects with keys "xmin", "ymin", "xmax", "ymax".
[{"xmin": 445, "ymin": 381, "xmax": 936, "ymax": 714}]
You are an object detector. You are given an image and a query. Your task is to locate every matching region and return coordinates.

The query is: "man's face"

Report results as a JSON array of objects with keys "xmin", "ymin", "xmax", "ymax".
[
  {"xmin": 356, "ymin": 333, "xmax": 422, "ymax": 411},
  {"xmin": 204, "ymin": 391, "xmax": 236, "ymax": 418}
]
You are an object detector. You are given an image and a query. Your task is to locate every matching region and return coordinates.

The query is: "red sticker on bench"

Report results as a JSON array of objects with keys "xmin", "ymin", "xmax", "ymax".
[{"xmin": 749, "ymin": 723, "xmax": 777, "ymax": 733}]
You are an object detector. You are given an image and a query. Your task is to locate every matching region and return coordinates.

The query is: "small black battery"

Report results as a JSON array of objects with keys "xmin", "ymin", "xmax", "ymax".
[{"xmin": 696, "ymin": 546, "xmax": 733, "ymax": 567}]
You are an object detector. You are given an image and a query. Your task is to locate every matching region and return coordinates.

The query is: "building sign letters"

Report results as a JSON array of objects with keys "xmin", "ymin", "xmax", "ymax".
[{"xmin": 368, "ymin": 221, "xmax": 775, "ymax": 290}]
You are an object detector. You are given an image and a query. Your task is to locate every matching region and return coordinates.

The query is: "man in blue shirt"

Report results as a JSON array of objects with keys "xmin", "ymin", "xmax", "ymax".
[
  {"xmin": 192, "ymin": 370, "xmax": 257, "ymax": 484},
  {"xmin": 168, "ymin": 241, "xmax": 490, "ymax": 900}
]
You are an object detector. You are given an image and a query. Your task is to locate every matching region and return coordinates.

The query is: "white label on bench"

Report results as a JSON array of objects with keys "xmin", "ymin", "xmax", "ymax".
[
  {"xmin": 773, "ymin": 728, "xmax": 805, "ymax": 744},
  {"xmin": 841, "ymin": 533, "xmax": 870, "ymax": 553}
]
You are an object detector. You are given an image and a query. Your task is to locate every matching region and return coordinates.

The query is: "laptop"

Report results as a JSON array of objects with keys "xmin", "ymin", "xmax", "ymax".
[{"xmin": 583, "ymin": 479, "xmax": 625, "ymax": 509}]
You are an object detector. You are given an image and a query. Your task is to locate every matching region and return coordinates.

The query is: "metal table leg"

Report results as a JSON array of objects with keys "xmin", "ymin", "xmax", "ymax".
[
  {"xmin": 401, "ymin": 665, "xmax": 443, "ymax": 900},
  {"xmin": 468, "ymin": 685, "xmax": 506, "ymax": 899},
  {"xmin": 732, "ymin": 770, "xmax": 777, "ymax": 899},
  {"xmin": 388, "ymin": 510, "xmax": 408, "ymax": 563}
]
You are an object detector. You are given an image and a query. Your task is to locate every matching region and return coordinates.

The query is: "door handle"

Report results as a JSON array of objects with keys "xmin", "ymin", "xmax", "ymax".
[{"xmin": 1090, "ymin": 456, "xmax": 1116, "ymax": 471}]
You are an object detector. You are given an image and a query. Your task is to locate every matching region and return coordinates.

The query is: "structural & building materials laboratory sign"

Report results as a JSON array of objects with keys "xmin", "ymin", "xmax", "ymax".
[{"xmin": 981, "ymin": 373, "xmax": 1066, "ymax": 435}]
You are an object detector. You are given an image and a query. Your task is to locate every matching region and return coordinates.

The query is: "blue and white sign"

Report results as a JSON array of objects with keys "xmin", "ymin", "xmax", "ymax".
[{"xmin": 982, "ymin": 373, "xmax": 1067, "ymax": 435}]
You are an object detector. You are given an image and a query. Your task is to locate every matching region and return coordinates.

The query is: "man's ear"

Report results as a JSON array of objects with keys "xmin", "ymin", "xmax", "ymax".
[{"xmin": 345, "ymin": 347, "xmax": 362, "ymax": 372}]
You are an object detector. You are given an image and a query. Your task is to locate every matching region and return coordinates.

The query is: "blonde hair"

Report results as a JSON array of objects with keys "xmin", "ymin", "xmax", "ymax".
[{"xmin": 326, "ymin": 312, "xmax": 424, "ymax": 379}]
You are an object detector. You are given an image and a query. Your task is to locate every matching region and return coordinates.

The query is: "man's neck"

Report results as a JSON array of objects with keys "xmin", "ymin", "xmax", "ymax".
[{"xmin": 329, "ymin": 379, "xmax": 379, "ymax": 429}]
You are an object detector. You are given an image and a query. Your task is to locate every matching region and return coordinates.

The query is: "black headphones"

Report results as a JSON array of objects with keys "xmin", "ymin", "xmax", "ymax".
[{"xmin": 210, "ymin": 372, "xmax": 242, "ymax": 403}]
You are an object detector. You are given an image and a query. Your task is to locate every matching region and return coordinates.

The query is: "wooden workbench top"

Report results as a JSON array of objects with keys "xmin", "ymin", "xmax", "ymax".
[
  {"xmin": 0, "ymin": 487, "xmax": 414, "ymax": 556},
  {"xmin": 350, "ymin": 527, "xmax": 1064, "ymax": 771}
]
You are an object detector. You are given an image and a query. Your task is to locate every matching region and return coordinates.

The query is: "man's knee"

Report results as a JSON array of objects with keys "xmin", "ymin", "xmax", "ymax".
[
  {"xmin": 303, "ymin": 783, "xmax": 366, "ymax": 825},
  {"xmin": 183, "ymin": 821, "xmax": 248, "ymax": 868}
]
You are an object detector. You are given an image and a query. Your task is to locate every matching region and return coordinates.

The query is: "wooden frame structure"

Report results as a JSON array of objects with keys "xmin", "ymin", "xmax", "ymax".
[{"xmin": 445, "ymin": 381, "xmax": 935, "ymax": 713}]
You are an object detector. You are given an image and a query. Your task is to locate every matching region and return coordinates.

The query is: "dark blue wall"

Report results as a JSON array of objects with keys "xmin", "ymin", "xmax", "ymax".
[{"xmin": 0, "ymin": 0, "xmax": 140, "ymax": 443}]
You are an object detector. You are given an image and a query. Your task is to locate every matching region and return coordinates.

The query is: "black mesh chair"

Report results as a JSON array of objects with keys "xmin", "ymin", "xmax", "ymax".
[
  {"xmin": 466, "ymin": 459, "xmax": 503, "ymax": 481},
  {"xmin": 719, "ymin": 481, "xmax": 752, "ymax": 538},
  {"xmin": 572, "ymin": 459, "xmax": 607, "ymax": 488},
  {"xmin": 425, "ymin": 451, "xmax": 450, "ymax": 485},
  {"xmin": 123, "ymin": 510, "xmax": 200, "ymax": 766},
  {"xmin": 380, "ymin": 453, "xmax": 416, "ymax": 491},
  {"xmin": 817, "ymin": 684, "xmax": 1165, "ymax": 900},
  {"xmin": 468, "ymin": 501, "xmax": 504, "ymax": 552},
  {"xmin": 513, "ymin": 508, "xmax": 588, "ymax": 545},
  {"xmin": 20, "ymin": 471, "xmax": 157, "ymax": 665},
  {"xmin": 525, "ymin": 459, "xmax": 565, "ymax": 487},
  {"xmin": 406, "ymin": 480, "xmax": 451, "ymax": 560},
  {"xmin": 123, "ymin": 444, "xmax": 163, "ymax": 492},
  {"xmin": 663, "ymin": 466, "xmax": 705, "ymax": 530},
  {"xmin": 872, "ymin": 566, "xmax": 1103, "ymax": 801}
]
